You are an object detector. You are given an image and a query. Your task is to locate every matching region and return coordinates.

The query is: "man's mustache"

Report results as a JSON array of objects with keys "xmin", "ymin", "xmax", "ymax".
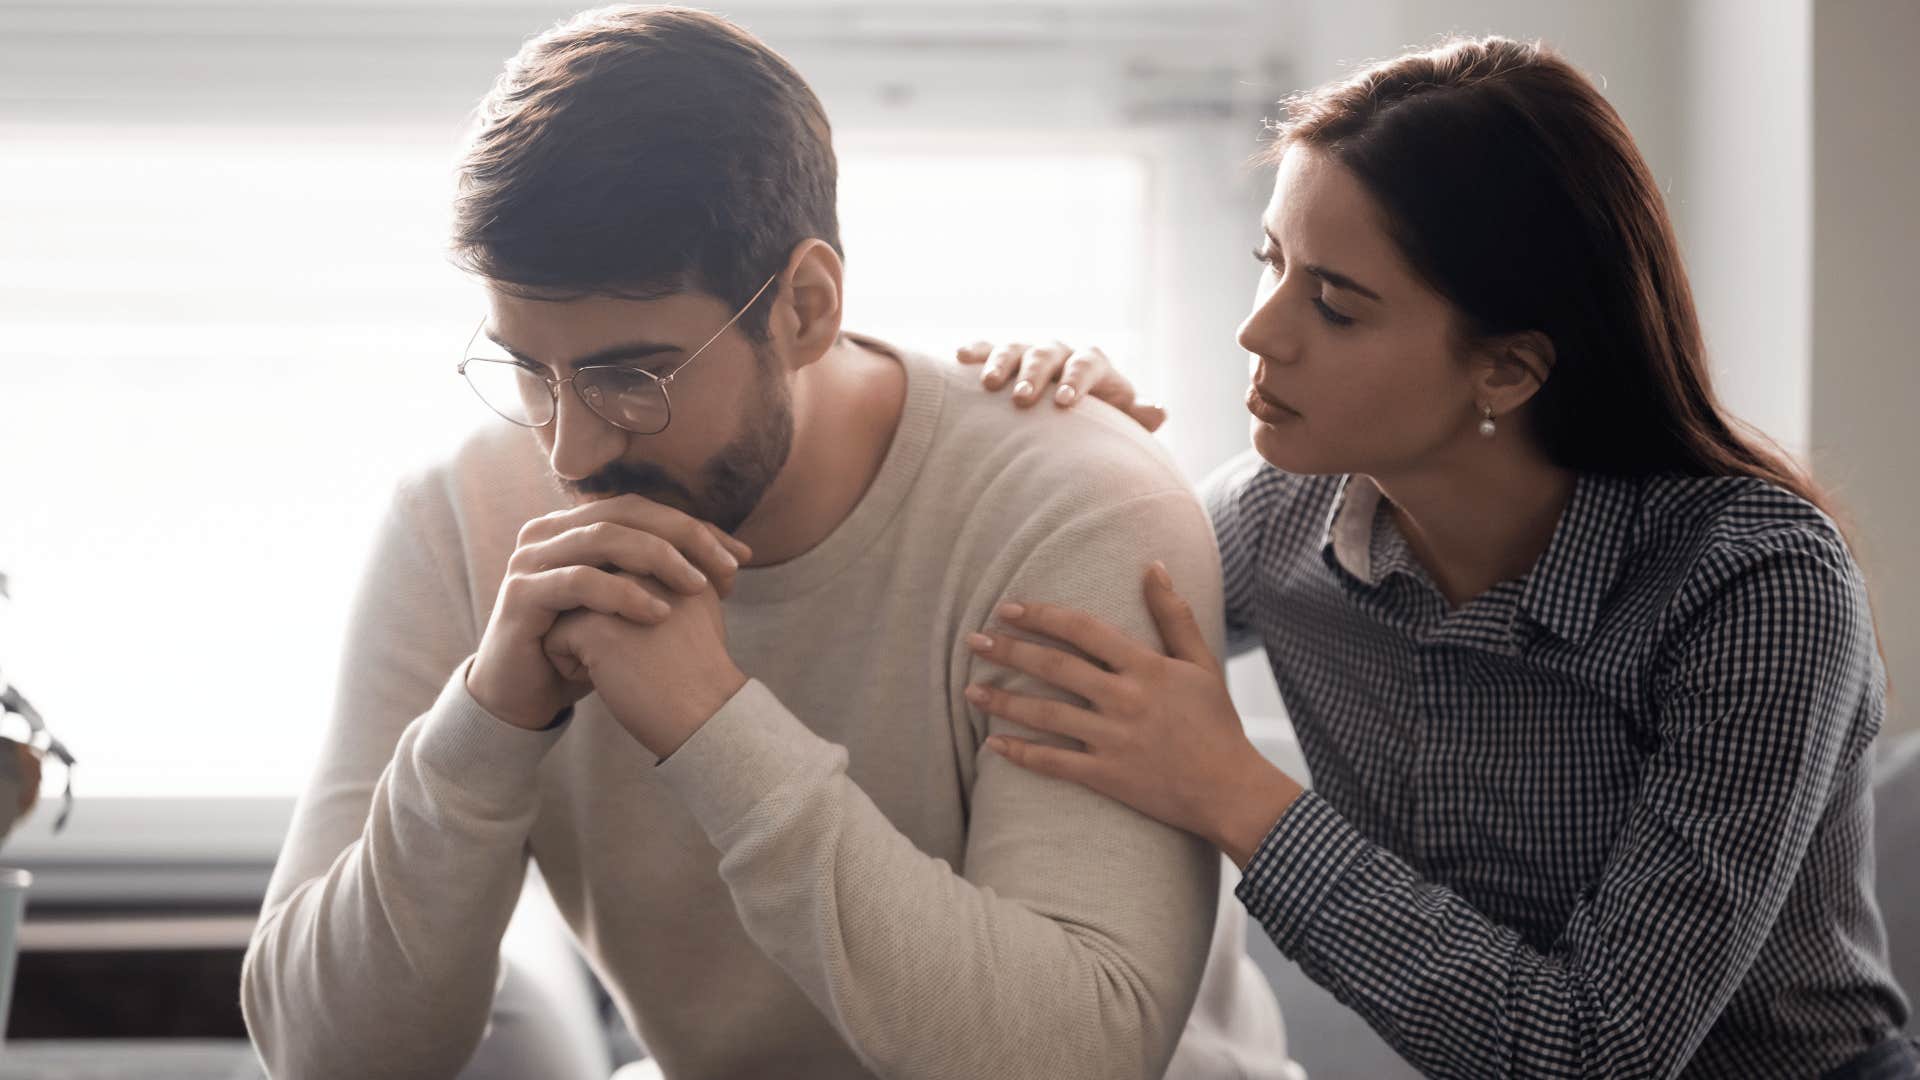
[{"xmin": 565, "ymin": 462, "xmax": 696, "ymax": 507}]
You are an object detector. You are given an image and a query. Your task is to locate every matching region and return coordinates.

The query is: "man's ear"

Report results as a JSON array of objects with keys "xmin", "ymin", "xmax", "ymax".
[
  {"xmin": 1473, "ymin": 329, "xmax": 1556, "ymax": 417},
  {"xmin": 770, "ymin": 238, "xmax": 843, "ymax": 370}
]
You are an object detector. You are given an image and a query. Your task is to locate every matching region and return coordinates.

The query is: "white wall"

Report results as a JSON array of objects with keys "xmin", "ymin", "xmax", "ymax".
[
  {"xmin": 1811, "ymin": 0, "xmax": 1920, "ymax": 738},
  {"xmin": 1294, "ymin": 0, "xmax": 1687, "ymax": 184},
  {"xmin": 1681, "ymin": 0, "xmax": 1814, "ymax": 460}
]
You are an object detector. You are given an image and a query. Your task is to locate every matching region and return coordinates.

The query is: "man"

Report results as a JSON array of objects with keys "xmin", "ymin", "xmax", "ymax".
[{"xmin": 241, "ymin": 6, "xmax": 1292, "ymax": 1077}]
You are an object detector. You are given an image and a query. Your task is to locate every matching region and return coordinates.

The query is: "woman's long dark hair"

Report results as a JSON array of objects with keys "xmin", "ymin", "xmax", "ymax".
[{"xmin": 1270, "ymin": 36, "xmax": 1830, "ymax": 515}]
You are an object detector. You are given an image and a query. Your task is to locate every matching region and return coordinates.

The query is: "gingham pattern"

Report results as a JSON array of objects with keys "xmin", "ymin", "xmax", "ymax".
[{"xmin": 1205, "ymin": 451, "xmax": 1911, "ymax": 1078}]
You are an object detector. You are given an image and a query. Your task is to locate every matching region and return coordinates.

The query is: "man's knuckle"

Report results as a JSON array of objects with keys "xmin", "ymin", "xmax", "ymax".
[
  {"xmin": 498, "ymin": 576, "xmax": 527, "ymax": 606},
  {"xmin": 673, "ymin": 518, "xmax": 710, "ymax": 550}
]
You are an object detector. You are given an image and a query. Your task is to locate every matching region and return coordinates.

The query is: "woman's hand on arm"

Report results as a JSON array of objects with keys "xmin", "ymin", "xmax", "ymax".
[
  {"xmin": 956, "ymin": 340, "xmax": 1168, "ymax": 432},
  {"xmin": 965, "ymin": 561, "xmax": 1303, "ymax": 864}
]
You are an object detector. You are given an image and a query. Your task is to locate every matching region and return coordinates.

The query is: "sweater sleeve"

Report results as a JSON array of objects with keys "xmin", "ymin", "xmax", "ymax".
[
  {"xmin": 240, "ymin": 477, "xmax": 570, "ymax": 1080},
  {"xmin": 652, "ymin": 488, "xmax": 1223, "ymax": 1080}
]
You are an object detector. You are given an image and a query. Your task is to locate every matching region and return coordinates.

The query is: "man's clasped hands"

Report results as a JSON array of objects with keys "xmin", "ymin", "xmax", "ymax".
[{"xmin": 464, "ymin": 494, "xmax": 753, "ymax": 758}]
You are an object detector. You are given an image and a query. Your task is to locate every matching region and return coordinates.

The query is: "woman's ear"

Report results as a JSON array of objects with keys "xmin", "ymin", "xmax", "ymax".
[
  {"xmin": 771, "ymin": 238, "xmax": 844, "ymax": 370},
  {"xmin": 1473, "ymin": 330, "xmax": 1556, "ymax": 416}
]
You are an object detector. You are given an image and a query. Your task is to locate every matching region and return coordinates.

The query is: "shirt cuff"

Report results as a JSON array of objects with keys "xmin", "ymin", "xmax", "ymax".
[
  {"xmin": 1233, "ymin": 789, "xmax": 1376, "ymax": 954},
  {"xmin": 411, "ymin": 655, "xmax": 572, "ymax": 812},
  {"xmin": 652, "ymin": 678, "xmax": 840, "ymax": 840}
]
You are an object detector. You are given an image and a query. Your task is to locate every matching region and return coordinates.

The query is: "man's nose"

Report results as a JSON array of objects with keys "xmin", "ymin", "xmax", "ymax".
[{"xmin": 546, "ymin": 380, "xmax": 628, "ymax": 482}]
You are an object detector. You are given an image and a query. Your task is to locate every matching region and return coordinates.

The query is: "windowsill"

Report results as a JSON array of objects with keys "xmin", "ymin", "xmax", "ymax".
[
  {"xmin": 2, "ymin": 796, "xmax": 294, "ymax": 911},
  {"xmin": 18, "ymin": 912, "xmax": 259, "ymax": 952}
]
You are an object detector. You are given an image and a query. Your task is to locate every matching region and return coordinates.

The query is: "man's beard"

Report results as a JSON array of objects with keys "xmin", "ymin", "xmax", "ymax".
[{"xmin": 564, "ymin": 350, "xmax": 795, "ymax": 533}]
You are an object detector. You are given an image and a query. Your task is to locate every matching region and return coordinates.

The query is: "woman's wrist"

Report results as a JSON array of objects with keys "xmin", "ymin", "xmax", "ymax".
[{"xmin": 1214, "ymin": 750, "xmax": 1306, "ymax": 870}]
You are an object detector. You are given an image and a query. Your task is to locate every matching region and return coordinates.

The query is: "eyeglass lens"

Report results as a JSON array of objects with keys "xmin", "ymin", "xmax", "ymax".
[{"xmin": 461, "ymin": 360, "xmax": 672, "ymax": 435}]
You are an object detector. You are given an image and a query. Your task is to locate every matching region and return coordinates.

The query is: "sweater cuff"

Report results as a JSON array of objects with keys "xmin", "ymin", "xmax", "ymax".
[
  {"xmin": 411, "ymin": 656, "xmax": 571, "ymax": 811},
  {"xmin": 652, "ymin": 678, "xmax": 836, "ymax": 838},
  {"xmin": 1233, "ymin": 790, "xmax": 1375, "ymax": 954}
]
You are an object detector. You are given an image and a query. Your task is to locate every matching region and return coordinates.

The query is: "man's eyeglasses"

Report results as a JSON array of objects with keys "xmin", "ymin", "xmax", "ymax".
[{"xmin": 457, "ymin": 273, "xmax": 778, "ymax": 436}]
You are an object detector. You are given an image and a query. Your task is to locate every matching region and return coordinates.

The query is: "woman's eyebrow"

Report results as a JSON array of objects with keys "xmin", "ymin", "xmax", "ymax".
[
  {"xmin": 1263, "ymin": 227, "xmax": 1385, "ymax": 302},
  {"xmin": 1305, "ymin": 265, "xmax": 1383, "ymax": 302}
]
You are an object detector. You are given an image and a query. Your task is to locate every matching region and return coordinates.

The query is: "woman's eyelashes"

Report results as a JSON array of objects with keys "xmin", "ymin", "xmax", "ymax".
[
  {"xmin": 1312, "ymin": 297, "xmax": 1355, "ymax": 326},
  {"xmin": 1252, "ymin": 243, "xmax": 1356, "ymax": 327}
]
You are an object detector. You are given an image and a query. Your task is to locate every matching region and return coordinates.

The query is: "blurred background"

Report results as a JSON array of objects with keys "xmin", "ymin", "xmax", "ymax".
[{"xmin": 0, "ymin": 0, "xmax": 1915, "ymax": 1063}]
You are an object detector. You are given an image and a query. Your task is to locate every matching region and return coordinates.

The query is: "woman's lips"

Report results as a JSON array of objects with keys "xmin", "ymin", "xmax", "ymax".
[{"xmin": 1245, "ymin": 385, "xmax": 1299, "ymax": 424}]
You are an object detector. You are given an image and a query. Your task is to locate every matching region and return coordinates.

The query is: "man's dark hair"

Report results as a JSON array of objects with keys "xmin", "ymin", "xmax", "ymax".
[{"xmin": 450, "ymin": 4, "xmax": 841, "ymax": 338}]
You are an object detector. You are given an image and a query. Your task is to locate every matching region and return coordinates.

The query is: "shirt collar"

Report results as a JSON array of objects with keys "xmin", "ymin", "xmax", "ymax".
[
  {"xmin": 1322, "ymin": 474, "xmax": 1383, "ymax": 583},
  {"xmin": 1319, "ymin": 471, "xmax": 1640, "ymax": 646},
  {"xmin": 1320, "ymin": 474, "xmax": 1424, "ymax": 588}
]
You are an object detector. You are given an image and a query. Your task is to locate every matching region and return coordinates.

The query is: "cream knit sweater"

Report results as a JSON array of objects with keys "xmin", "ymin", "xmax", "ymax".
[{"xmin": 242, "ymin": 342, "xmax": 1293, "ymax": 1079}]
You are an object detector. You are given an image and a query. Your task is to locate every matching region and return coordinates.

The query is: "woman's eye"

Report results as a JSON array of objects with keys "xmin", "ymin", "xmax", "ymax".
[
  {"xmin": 1250, "ymin": 245, "xmax": 1282, "ymax": 273},
  {"xmin": 1312, "ymin": 297, "xmax": 1355, "ymax": 327}
]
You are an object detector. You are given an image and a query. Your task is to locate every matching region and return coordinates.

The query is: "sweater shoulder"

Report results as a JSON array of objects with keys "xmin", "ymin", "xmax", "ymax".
[{"xmin": 916, "ymin": 351, "xmax": 1199, "ymax": 520}]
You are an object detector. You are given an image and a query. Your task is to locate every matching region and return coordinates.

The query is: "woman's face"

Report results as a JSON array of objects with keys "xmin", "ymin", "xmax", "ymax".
[{"xmin": 1237, "ymin": 144, "xmax": 1485, "ymax": 479}]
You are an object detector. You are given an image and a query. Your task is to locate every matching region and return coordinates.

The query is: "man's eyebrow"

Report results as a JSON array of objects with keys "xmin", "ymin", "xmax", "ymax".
[
  {"xmin": 1262, "ymin": 228, "xmax": 1384, "ymax": 302},
  {"xmin": 483, "ymin": 331, "xmax": 683, "ymax": 371}
]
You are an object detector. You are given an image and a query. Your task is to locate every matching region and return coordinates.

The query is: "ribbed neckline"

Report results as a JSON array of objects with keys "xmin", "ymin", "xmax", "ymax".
[{"xmin": 725, "ymin": 334, "xmax": 945, "ymax": 606}]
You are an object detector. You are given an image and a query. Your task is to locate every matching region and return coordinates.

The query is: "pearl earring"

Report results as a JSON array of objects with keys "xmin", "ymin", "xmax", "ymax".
[{"xmin": 1478, "ymin": 405, "xmax": 1497, "ymax": 438}]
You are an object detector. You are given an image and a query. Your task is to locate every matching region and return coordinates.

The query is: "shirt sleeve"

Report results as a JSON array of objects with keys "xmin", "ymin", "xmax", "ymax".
[
  {"xmin": 240, "ymin": 476, "xmax": 571, "ymax": 1080},
  {"xmin": 1234, "ymin": 526, "xmax": 1880, "ymax": 1077},
  {"xmin": 651, "ymin": 487, "xmax": 1224, "ymax": 1080},
  {"xmin": 1200, "ymin": 451, "xmax": 1272, "ymax": 659}
]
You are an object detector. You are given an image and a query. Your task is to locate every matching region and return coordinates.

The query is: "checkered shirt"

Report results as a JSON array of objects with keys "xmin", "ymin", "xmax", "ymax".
[{"xmin": 1206, "ymin": 452, "xmax": 1910, "ymax": 1077}]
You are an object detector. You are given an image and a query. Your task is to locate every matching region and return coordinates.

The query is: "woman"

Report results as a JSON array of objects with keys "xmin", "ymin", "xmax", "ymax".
[{"xmin": 958, "ymin": 36, "xmax": 1915, "ymax": 1078}]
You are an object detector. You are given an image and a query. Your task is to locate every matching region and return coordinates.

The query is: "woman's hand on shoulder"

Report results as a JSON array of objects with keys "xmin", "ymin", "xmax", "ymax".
[{"xmin": 956, "ymin": 340, "xmax": 1167, "ymax": 433}]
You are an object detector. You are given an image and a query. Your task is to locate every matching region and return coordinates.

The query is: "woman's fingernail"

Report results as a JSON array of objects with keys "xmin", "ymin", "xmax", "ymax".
[
  {"xmin": 1013, "ymin": 380, "xmax": 1035, "ymax": 400},
  {"xmin": 966, "ymin": 632, "xmax": 993, "ymax": 651},
  {"xmin": 1055, "ymin": 385, "xmax": 1077, "ymax": 405},
  {"xmin": 997, "ymin": 602, "xmax": 1025, "ymax": 620},
  {"xmin": 1151, "ymin": 561, "xmax": 1172, "ymax": 589},
  {"xmin": 964, "ymin": 684, "xmax": 988, "ymax": 704},
  {"xmin": 986, "ymin": 735, "xmax": 1009, "ymax": 754}
]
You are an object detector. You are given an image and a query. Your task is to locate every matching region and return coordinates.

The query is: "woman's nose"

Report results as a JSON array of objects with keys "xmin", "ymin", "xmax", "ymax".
[{"xmin": 1236, "ymin": 281, "xmax": 1300, "ymax": 366}]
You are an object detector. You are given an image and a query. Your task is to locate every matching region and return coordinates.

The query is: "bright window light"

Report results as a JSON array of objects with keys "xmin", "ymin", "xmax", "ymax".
[{"xmin": 0, "ymin": 125, "xmax": 1150, "ymax": 797}]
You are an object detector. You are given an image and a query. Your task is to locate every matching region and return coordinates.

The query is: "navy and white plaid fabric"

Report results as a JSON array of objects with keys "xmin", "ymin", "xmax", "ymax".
[{"xmin": 1205, "ymin": 451, "xmax": 1911, "ymax": 1078}]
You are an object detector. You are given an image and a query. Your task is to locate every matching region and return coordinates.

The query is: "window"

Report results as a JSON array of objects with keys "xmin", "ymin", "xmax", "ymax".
[{"xmin": 0, "ymin": 123, "xmax": 1150, "ymax": 799}]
